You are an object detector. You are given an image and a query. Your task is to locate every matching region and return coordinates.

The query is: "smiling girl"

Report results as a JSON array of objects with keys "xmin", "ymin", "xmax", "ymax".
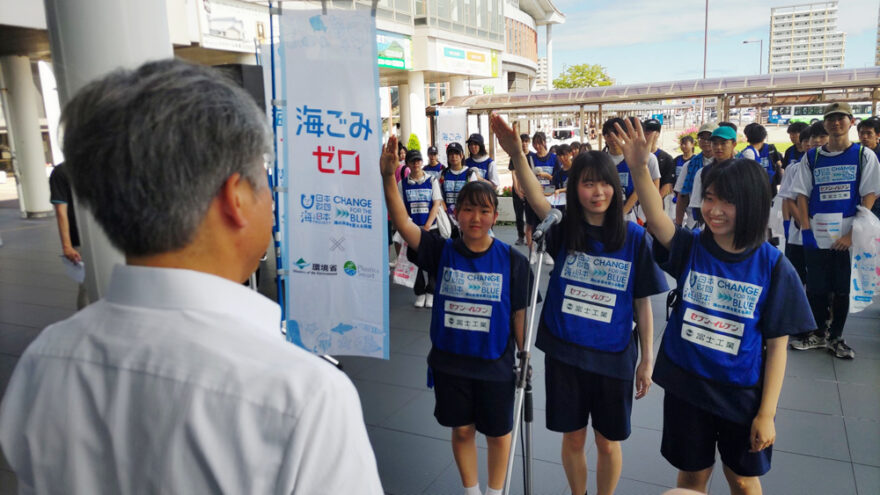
[
  {"xmin": 491, "ymin": 114, "xmax": 668, "ymax": 495},
  {"xmin": 381, "ymin": 136, "xmax": 531, "ymax": 495},
  {"xmin": 612, "ymin": 119, "xmax": 815, "ymax": 495}
]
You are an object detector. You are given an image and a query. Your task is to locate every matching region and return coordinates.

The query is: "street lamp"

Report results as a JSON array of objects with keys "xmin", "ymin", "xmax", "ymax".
[{"xmin": 742, "ymin": 39, "xmax": 763, "ymax": 74}]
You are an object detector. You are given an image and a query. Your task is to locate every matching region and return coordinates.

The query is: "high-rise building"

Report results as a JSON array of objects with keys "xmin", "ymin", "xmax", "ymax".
[
  {"xmin": 875, "ymin": 4, "xmax": 880, "ymax": 66},
  {"xmin": 535, "ymin": 57, "xmax": 549, "ymax": 90},
  {"xmin": 769, "ymin": 2, "xmax": 846, "ymax": 73}
]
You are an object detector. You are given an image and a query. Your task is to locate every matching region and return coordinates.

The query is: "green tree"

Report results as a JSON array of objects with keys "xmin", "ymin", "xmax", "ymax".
[
  {"xmin": 407, "ymin": 133, "xmax": 421, "ymax": 152},
  {"xmin": 553, "ymin": 64, "xmax": 614, "ymax": 89}
]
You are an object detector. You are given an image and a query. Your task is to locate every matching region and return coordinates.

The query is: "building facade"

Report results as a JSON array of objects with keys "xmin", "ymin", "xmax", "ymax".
[{"xmin": 769, "ymin": 2, "xmax": 846, "ymax": 73}]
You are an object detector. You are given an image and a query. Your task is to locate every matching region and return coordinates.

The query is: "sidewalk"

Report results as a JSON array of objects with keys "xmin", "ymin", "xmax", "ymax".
[{"xmin": 0, "ymin": 193, "xmax": 878, "ymax": 494}]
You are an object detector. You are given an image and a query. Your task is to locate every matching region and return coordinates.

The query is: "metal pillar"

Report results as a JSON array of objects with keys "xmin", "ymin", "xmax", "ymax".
[
  {"xmin": 579, "ymin": 105, "xmax": 585, "ymax": 143},
  {"xmin": 399, "ymin": 83, "xmax": 411, "ymax": 145},
  {"xmin": 43, "ymin": 0, "xmax": 173, "ymax": 299},
  {"xmin": 406, "ymin": 70, "xmax": 428, "ymax": 150},
  {"xmin": 0, "ymin": 56, "xmax": 53, "ymax": 217},
  {"xmin": 597, "ymin": 104, "xmax": 604, "ymax": 150}
]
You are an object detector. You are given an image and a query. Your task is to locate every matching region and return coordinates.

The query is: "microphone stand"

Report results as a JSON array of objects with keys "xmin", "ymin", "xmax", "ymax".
[{"xmin": 502, "ymin": 234, "xmax": 547, "ymax": 495}]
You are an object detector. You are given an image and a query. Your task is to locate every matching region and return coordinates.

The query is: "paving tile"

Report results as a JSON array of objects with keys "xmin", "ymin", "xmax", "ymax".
[
  {"xmin": 507, "ymin": 407, "xmax": 564, "ymax": 465},
  {"xmin": 349, "ymin": 352, "xmax": 429, "ymax": 390},
  {"xmin": 0, "ymin": 469, "xmax": 17, "ymax": 495},
  {"xmin": 336, "ymin": 355, "xmax": 379, "ymax": 378},
  {"xmin": 759, "ymin": 450, "xmax": 856, "ymax": 495},
  {"xmin": 351, "ymin": 378, "xmax": 422, "ymax": 427},
  {"xmin": 366, "ymin": 426, "xmax": 454, "ymax": 495},
  {"xmin": 0, "ymin": 355, "xmax": 18, "ymax": 398},
  {"xmin": 618, "ymin": 426, "xmax": 678, "ymax": 487},
  {"xmin": 0, "ymin": 285, "xmax": 77, "ymax": 312},
  {"xmin": 774, "ymin": 408, "xmax": 850, "ymax": 462},
  {"xmin": 834, "ymin": 354, "xmax": 880, "ymax": 386},
  {"xmin": 0, "ymin": 323, "xmax": 42, "ymax": 357},
  {"xmin": 424, "ymin": 453, "xmax": 568, "ymax": 495},
  {"xmin": 841, "ymin": 335, "xmax": 880, "ymax": 361},
  {"xmin": 388, "ymin": 328, "xmax": 424, "ymax": 354},
  {"xmin": 853, "ymin": 463, "xmax": 880, "ymax": 495},
  {"xmin": 0, "ymin": 300, "xmax": 75, "ymax": 329},
  {"xmin": 839, "ymin": 382, "xmax": 880, "ymax": 420},
  {"xmin": 630, "ymin": 386, "xmax": 664, "ymax": 431},
  {"xmin": 784, "ymin": 348, "xmax": 836, "ymax": 381},
  {"xmin": 845, "ymin": 417, "xmax": 880, "ymax": 467},
  {"xmin": 379, "ymin": 390, "xmax": 450, "ymax": 442},
  {"xmin": 398, "ymin": 332, "xmax": 432, "ymax": 357},
  {"xmin": 778, "ymin": 375, "xmax": 842, "ymax": 416},
  {"xmin": 613, "ymin": 476, "xmax": 672, "ymax": 495}
]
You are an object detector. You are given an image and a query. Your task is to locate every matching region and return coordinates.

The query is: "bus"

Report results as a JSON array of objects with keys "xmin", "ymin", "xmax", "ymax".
[{"xmin": 768, "ymin": 103, "xmax": 875, "ymax": 125}]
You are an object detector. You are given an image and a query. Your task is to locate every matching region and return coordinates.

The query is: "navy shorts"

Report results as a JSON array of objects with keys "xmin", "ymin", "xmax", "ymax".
[
  {"xmin": 804, "ymin": 247, "xmax": 850, "ymax": 294},
  {"xmin": 544, "ymin": 356, "xmax": 633, "ymax": 441},
  {"xmin": 661, "ymin": 392, "xmax": 772, "ymax": 477},
  {"xmin": 432, "ymin": 370, "xmax": 515, "ymax": 437},
  {"xmin": 524, "ymin": 202, "xmax": 539, "ymax": 228},
  {"xmin": 784, "ymin": 243, "xmax": 807, "ymax": 285}
]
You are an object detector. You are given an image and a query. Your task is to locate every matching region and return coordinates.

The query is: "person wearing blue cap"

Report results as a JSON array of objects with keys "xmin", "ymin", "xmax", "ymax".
[{"xmin": 688, "ymin": 126, "xmax": 738, "ymax": 224}]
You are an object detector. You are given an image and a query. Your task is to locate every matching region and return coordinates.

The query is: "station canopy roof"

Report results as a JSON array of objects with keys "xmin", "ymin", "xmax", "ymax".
[{"xmin": 440, "ymin": 67, "xmax": 880, "ymax": 111}]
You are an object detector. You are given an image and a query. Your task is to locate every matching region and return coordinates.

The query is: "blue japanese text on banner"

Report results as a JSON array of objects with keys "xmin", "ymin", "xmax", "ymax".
[{"xmin": 281, "ymin": 9, "xmax": 389, "ymax": 358}]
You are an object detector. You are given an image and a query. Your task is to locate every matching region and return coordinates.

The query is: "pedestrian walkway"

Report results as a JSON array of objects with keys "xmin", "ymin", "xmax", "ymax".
[{"xmin": 0, "ymin": 195, "xmax": 878, "ymax": 494}]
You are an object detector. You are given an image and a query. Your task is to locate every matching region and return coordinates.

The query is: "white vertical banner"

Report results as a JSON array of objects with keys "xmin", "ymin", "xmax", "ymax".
[
  {"xmin": 281, "ymin": 9, "xmax": 388, "ymax": 359},
  {"xmin": 436, "ymin": 107, "xmax": 468, "ymax": 154}
]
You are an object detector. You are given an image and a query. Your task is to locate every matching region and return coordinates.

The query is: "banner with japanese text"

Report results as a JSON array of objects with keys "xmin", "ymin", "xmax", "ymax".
[
  {"xmin": 280, "ymin": 9, "xmax": 388, "ymax": 358},
  {"xmin": 435, "ymin": 107, "xmax": 468, "ymax": 154}
]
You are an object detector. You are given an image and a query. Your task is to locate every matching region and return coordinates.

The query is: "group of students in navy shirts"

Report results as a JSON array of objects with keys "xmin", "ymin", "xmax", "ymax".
[{"xmin": 381, "ymin": 102, "xmax": 879, "ymax": 495}]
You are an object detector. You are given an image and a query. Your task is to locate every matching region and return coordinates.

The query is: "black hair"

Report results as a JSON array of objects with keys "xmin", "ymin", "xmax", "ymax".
[
  {"xmin": 718, "ymin": 121, "xmax": 738, "ymax": 132},
  {"xmin": 743, "ymin": 123, "xmax": 767, "ymax": 144},
  {"xmin": 601, "ymin": 117, "xmax": 625, "ymax": 136},
  {"xmin": 563, "ymin": 151, "xmax": 626, "ymax": 252},
  {"xmin": 570, "ymin": 141, "xmax": 581, "ymax": 150},
  {"xmin": 857, "ymin": 117, "xmax": 880, "ymax": 134},
  {"xmin": 548, "ymin": 145, "xmax": 559, "ymax": 155},
  {"xmin": 455, "ymin": 181, "xmax": 497, "ymax": 212},
  {"xmin": 398, "ymin": 142, "xmax": 407, "ymax": 152},
  {"xmin": 532, "ymin": 131, "xmax": 547, "ymax": 144},
  {"xmin": 557, "ymin": 143, "xmax": 572, "ymax": 155},
  {"xmin": 467, "ymin": 139, "xmax": 487, "ymax": 158},
  {"xmin": 810, "ymin": 121, "xmax": 829, "ymax": 137},
  {"xmin": 520, "ymin": 133, "xmax": 531, "ymax": 142},
  {"xmin": 679, "ymin": 135, "xmax": 695, "ymax": 145},
  {"xmin": 700, "ymin": 158, "xmax": 770, "ymax": 251},
  {"xmin": 581, "ymin": 142, "xmax": 592, "ymax": 151},
  {"xmin": 787, "ymin": 122, "xmax": 809, "ymax": 134},
  {"xmin": 799, "ymin": 129, "xmax": 811, "ymax": 143}
]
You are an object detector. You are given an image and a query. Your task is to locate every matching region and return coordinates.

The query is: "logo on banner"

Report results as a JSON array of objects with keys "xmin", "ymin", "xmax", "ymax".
[
  {"xmin": 683, "ymin": 271, "xmax": 762, "ymax": 318},
  {"xmin": 299, "ymin": 194, "xmax": 373, "ymax": 229},
  {"xmin": 292, "ymin": 257, "xmax": 338, "ymax": 276},
  {"xmin": 342, "ymin": 260, "xmax": 379, "ymax": 280}
]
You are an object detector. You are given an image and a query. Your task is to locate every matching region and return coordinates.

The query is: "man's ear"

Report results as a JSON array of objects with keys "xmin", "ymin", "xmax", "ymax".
[{"xmin": 218, "ymin": 173, "xmax": 248, "ymax": 228}]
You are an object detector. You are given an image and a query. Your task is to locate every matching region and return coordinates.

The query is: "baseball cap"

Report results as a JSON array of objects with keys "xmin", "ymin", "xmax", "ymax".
[
  {"xmin": 823, "ymin": 102, "xmax": 853, "ymax": 119},
  {"xmin": 466, "ymin": 133, "xmax": 484, "ymax": 145},
  {"xmin": 710, "ymin": 126, "xmax": 737, "ymax": 141},
  {"xmin": 405, "ymin": 149, "xmax": 423, "ymax": 163},
  {"xmin": 446, "ymin": 142, "xmax": 464, "ymax": 155},
  {"xmin": 427, "ymin": 146, "xmax": 438, "ymax": 155},
  {"xmin": 642, "ymin": 118, "xmax": 662, "ymax": 133},
  {"xmin": 698, "ymin": 122, "xmax": 718, "ymax": 136}
]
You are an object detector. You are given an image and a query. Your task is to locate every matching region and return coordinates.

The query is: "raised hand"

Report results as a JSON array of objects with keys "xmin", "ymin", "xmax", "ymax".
[
  {"xmin": 489, "ymin": 113, "xmax": 523, "ymax": 158},
  {"xmin": 380, "ymin": 135, "xmax": 399, "ymax": 178},
  {"xmin": 606, "ymin": 117, "xmax": 651, "ymax": 173}
]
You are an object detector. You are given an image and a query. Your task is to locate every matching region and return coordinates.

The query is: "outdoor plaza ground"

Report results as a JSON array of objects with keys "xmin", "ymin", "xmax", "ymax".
[{"xmin": 0, "ymin": 177, "xmax": 878, "ymax": 494}]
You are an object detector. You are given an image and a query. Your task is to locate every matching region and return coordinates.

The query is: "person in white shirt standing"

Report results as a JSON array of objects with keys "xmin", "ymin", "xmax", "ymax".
[{"xmin": 0, "ymin": 59, "xmax": 383, "ymax": 495}]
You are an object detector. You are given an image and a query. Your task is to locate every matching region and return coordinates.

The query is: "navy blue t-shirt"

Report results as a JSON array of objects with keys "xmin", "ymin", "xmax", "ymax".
[
  {"xmin": 413, "ymin": 230, "xmax": 532, "ymax": 381},
  {"xmin": 535, "ymin": 219, "xmax": 669, "ymax": 380},
  {"xmin": 551, "ymin": 166, "xmax": 570, "ymax": 190},
  {"xmin": 653, "ymin": 227, "xmax": 815, "ymax": 424}
]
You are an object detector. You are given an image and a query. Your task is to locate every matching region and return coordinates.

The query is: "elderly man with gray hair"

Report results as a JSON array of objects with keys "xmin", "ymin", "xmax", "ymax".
[{"xmin": 0, "ymin": 59, "xmax": 383, "ymax": 494}]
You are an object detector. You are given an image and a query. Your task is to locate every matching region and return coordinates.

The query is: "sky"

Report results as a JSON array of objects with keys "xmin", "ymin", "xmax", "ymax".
[{"xmin": 539, "ymin": 0, "xmax": 879, "ymax": 85}]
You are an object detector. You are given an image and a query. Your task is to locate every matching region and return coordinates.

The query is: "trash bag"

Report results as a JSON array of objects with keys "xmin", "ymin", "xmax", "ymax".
[
  {"xmin": 392, "ymin": 241, "xmax": 418, "ymax": 288},
  {"xmin": 850, "ymin": 206, "xmax": 880, "ymax": 313}
]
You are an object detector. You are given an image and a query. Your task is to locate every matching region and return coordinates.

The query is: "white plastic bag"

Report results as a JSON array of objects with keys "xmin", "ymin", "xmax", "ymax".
[
  {"xmin": 392, "ymin": 241, "xmax": 418, "ymax": 288},
  {"xmin": 849, "ymin": 206, "xmax": 880, "ymax": 313}
]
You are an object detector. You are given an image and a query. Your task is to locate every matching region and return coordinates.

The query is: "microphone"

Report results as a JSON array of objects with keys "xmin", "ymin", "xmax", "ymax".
[{"xmin": 532, "ymin": 208, "xmax": 562, "ymax": 242}]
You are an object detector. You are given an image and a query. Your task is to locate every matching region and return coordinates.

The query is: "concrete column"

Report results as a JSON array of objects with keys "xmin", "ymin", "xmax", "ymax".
[
  {"xmin": 546, "ymin": 24, "xmax": 553, "ymax": 89},
  {"xmin": 450, "ymin": 75, "xmax": 467, "ymax": 97},
  {"xmin": 43, "ymin": 0, "xmax": 172, "ymax": 299},
  {"xmin": 398, "ymin": 83, "xmax": 411, "ymax": 147},
  {"xmin": 0, "ymin": 56, "xmax": 53, "ymax": 217},
  {"xmin": 406, "ymin": 70, "xmax": 428, "ymax": 151}
]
